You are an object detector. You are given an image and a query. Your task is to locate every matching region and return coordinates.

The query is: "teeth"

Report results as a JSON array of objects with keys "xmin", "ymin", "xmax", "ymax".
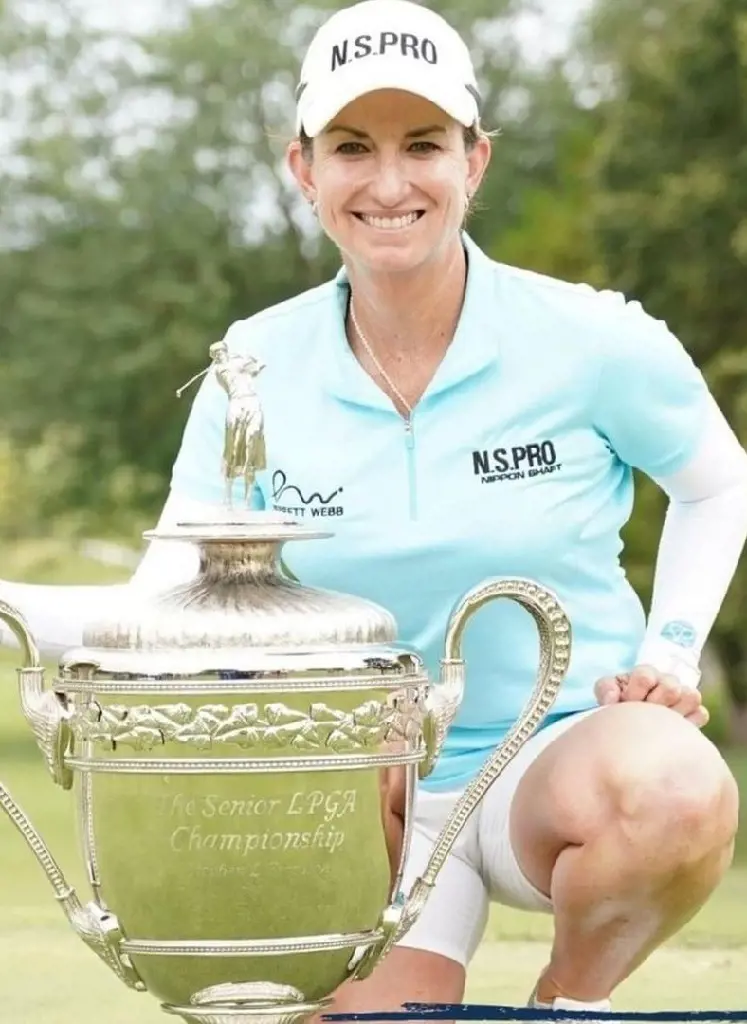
[{"xmin": 359, "ymin": 212, "xmax": 420, "ymax": 230}]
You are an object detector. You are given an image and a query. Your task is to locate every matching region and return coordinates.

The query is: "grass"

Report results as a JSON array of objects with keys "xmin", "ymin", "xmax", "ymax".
[{"xmin": 0, "ymin": 539, "xmax": 746, "ymax": 1020}]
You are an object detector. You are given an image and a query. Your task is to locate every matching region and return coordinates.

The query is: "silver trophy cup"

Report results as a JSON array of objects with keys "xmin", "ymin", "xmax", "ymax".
[{"xmin": 0, "ymin": 344, "xmax": 571, "ymax": 1023}]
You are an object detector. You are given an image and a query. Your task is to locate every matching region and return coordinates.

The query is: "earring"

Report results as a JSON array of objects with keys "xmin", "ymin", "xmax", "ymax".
[{"xmin": 309, "ymin": 197, "xmax": 318, "ymax": 216}]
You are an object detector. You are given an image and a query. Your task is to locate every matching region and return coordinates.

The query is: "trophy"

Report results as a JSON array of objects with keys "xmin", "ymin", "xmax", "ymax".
[{"xmin": 0, "ymin": 342, "xmax": 572, "ymax": 1024}]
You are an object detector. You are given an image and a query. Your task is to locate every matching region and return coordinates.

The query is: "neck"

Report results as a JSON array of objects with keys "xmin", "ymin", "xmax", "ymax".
[{"xmin": 344, "ymin": 237, "xmax": 468, "ymax": 357}]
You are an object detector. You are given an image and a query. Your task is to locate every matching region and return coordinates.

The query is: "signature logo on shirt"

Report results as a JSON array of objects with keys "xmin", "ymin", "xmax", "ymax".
[
  {"xmin": 271, "ymin": 470, "xmax": 345, "ymax": 517},
  {"xmin": 471, "ymin": 440, "xmax": 563, "ymax": 485}
]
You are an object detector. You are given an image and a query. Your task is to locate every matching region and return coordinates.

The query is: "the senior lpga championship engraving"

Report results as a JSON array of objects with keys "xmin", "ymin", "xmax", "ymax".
[{"xmin": 0, "ymin": 342, "xmax": 571, "ymax": 1024}]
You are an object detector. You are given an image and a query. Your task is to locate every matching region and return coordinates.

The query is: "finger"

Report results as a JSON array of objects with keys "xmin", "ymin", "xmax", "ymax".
[
  {"xmin": 620, "ymin": 665, "xmax": 660, "ymax": 702},
  {"xmin": 667, "ymin": 688, "xmax": 704, "ymax": 719},
  {"xmin": 642, "ymin": 674, "xmax": 685, "ymax": 708},
  {"xmin": 646, "ymin": 683, "xmax": 708, "ymax": 727},
  {"xmin": 684, "ymin": 703, "xmax": 710, "ymax": 729},
  {"xmin": 594, "ymin": 675, "xmax": 623, "ymax": 706}
]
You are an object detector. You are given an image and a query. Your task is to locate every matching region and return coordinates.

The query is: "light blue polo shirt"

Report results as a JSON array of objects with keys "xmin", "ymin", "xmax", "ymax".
[{"xmin": 170, "ymin": 233, "xmax": 709, "ymax": 792}]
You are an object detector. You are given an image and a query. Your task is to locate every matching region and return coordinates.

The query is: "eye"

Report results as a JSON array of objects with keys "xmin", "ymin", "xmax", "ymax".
[
  {"xmin": 409, "ymin": 140, "xmax": 441, "ymax": 153},
  {"xmin": 336, "ymin": 141, "xmax": 368, "ymax": 155}
]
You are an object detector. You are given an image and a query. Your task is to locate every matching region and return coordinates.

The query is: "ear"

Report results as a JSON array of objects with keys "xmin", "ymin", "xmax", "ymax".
[
  {"xmin": 465, "ymin": 133, "xmax": 492, "ymax": 200},
  {"xmin": 287, "ymin": 139, "xmax": 316, "ymax": 206}
]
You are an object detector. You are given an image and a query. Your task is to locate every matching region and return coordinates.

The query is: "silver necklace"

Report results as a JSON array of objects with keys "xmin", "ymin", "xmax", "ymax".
[{"xmin": 349, "ymin": 300, "xmax": 413, "ymax": 419}]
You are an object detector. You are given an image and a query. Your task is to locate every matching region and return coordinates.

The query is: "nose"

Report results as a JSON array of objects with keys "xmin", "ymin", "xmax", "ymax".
[{"xmin": 368, "ymin": 150, "xmax": 411, "ymax": 208}]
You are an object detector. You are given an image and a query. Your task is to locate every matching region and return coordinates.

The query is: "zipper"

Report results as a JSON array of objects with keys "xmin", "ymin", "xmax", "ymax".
[{"xmin": 404, "ymin": 415, "xmax": 417, "ymax": 520}]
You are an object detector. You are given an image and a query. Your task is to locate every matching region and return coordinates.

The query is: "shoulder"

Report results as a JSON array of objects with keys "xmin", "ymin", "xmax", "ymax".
[
  {"xmin": 485, "ymin": 256, "xmax": 689, "ymax": 373},
  {"xmin": 220, "ymin": 278, "xmax": 340, "ymax": 357},
  {"xmin": 494, "ymin": 260, "xmax": 650, "ymax": 339},
  {"xmin": 464, "ymin": 234, "xmax": 660, "ymax": 346}
]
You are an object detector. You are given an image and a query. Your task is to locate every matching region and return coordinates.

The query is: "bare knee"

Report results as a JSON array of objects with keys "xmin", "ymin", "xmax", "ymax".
[
  {"xmin": 511, "ymin": 703, "xmax": 739, "ymax": 887},
  {"xmin": 599, "ymin": 705, "xmax": 739, "ymax": 862}
]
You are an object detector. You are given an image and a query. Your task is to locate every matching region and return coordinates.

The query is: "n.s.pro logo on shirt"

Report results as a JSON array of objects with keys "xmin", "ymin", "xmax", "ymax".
[
  {"xmin": 472, "ymin": 441, "xmax": 562, "ymax": 485},
  {"xmin": 271, "ymin": 470, "xmax": 345, "ymax": 517}
]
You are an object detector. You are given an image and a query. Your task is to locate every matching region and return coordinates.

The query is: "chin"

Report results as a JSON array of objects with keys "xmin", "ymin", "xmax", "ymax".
[{"xmin": 346, "ymin": 238, "xmax": 441, "ymax": 277}]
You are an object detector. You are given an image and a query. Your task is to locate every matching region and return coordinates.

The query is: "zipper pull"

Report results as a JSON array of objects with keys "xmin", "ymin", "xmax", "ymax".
[{"xmin": 404, "ymin": 417, "xmax": 415, "ymax": 449}]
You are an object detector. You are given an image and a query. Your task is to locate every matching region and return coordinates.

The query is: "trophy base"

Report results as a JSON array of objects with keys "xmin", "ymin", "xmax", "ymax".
[{"xmin": 163, "ymin": 982, "xmax": 331, "ymax": 1024}]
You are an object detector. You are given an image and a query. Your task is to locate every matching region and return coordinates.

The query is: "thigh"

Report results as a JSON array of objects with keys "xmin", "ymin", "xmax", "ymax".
[
  {"xmin": 477, "ymin": 709, "xmax": 600, "ymax": 910},
  {"xmin": 396, "ymin": 789, "xmax": 490, "ymax": 966}
]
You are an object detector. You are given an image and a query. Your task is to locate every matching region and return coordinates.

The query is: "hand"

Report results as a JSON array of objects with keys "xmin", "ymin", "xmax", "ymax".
[{"xmin": 594, "ymin": 664, "xmax": 709, "ymax": 728}]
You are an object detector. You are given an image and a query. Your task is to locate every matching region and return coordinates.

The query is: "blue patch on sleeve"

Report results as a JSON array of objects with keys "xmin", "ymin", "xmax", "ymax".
[{"xmin": 660, "ymin": 620, "xmax": 697, "ymax": 648}]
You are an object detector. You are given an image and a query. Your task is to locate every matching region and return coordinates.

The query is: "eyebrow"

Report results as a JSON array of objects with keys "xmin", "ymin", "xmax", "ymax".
[{"xmin": 323, "ymin": 124, "xmax": 448, "ymax": 139}]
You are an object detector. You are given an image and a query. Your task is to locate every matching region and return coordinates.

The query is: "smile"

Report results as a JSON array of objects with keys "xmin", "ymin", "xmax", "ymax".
[{"xmin": 354, "ymin": 211, "xmax": 425, "ymax": 230}]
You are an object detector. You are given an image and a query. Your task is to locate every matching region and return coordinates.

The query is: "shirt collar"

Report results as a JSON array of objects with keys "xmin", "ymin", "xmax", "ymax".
[{"xmin": 320, "ymin": 232, "xmax": 501, "ymax": 410}]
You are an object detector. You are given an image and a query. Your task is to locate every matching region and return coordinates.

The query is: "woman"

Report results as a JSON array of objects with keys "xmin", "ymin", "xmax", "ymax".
[{"xmin": 1, "ymin": 0, "xmax": 745, "ymax": 1014}]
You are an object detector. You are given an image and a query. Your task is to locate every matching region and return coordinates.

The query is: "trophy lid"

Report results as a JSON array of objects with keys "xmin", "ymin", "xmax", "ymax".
[{"xmin": 70, "ymin": 513, "xmax": 400, "ymax": 663}]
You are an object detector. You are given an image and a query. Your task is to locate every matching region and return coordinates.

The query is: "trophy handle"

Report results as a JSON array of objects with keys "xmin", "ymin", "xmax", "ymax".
[
  {"xmin": 351, "ymin": 576, "xmax": 571, "ymax": 978},
  {"xmin": 0, "ymin": 599, "xmax": 145, "ymax": 990},
  {"xmin": 0, "ymin": 598, "xmax": 73, "ymax": 789},
  {"xmin": 0, "ymin": 781, "xmax": 144, "ymax": 990},
  {"xmin": 419, "ymin": 576, "xmax": 570, "ymax": 779}
]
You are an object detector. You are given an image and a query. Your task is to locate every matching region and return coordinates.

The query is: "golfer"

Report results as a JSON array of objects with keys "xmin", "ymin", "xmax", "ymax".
[{"xmin": 2, "ymin": 0, "xmax": 745, "ymax": 1014}]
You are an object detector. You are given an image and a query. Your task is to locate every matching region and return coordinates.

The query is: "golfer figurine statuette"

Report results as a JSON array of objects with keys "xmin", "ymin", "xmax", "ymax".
[
  {"xmin": 0, "ymin": 340, "xmax": 572, "ymax": 1024},
  {"xmin": 209, "ymin": 340, "xmax": 267, "ymax": 507}
]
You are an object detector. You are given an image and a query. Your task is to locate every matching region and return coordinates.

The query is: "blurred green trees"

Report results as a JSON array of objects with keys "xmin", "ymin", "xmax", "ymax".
[
  {"xmin": 0, "ymin": 0, "xmax": 745, "ymax": 736},
  {"xmin": 584, "ymin": 0, "xmax": 747, "ymax": 738}
]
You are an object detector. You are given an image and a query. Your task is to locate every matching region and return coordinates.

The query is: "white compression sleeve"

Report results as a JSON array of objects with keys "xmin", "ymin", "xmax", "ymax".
[
  {"xmin": 0, "ymin": 493, "xmax": 216, "ymax": 659},
  {"xmin": 636, "ymin": 395, "xmax": 747, "ymax": 687}
]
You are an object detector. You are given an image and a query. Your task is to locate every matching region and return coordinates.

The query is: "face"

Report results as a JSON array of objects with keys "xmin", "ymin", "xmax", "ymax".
[{"xmin": 287, "ymin": 89, "xmax": 491, "ymax": 278}]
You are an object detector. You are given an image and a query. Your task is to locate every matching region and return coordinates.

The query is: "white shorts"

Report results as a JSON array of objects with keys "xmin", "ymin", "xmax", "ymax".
[{"xmin": 396, "ymin": 709, "xmax": 598, "ymax": 967}]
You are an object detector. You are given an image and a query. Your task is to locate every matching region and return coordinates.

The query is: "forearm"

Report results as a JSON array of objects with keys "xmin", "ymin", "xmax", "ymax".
[
  {"xmin": 636, "ymin": 397, "xmax": 747, "ymax": 687},
  {"xmin": 637, "ymin": 482, "xmax": 747, "ymax": 685},
  {"xmin": 0, "ymin": 493, "xmax": 209, "ymax": 659},
  {"xmin": 0, "ymin": 579, "xmax": 133, "ymax": 657}
]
